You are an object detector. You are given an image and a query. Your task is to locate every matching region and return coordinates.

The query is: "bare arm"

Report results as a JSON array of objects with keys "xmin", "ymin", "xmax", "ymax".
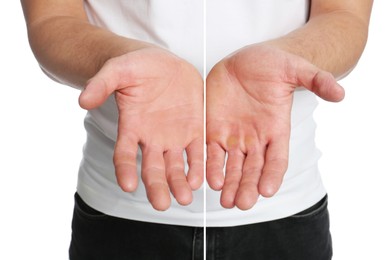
[
  {"xmin": 21, "ymin": 0, "xmax": 151, "ymax": 88},
  {"xmin": 266, "ymin": 0, "xmax": 373, "ymax": 78},
  {"xmin": 206, "ymin": 0, "xmax": 373, "ymax": 210},
  {"xmin": 21, "ymin": 0, "xmax": 204, "ymax": 211}
]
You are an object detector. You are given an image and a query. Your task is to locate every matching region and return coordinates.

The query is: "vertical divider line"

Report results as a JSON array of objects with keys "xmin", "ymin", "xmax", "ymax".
[{"xmin": 203, "ymin": 0, "xmax": 207, "ymax": 258}]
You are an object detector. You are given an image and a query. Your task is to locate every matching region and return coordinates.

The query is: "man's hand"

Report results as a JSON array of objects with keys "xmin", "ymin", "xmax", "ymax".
[
  {"xmin": 79, "ymin": 47, "xmax": 204, "ymax": 211},
  {"xmin": 206, "ymin": 45, "xmax": 344, "ymax": 210}
]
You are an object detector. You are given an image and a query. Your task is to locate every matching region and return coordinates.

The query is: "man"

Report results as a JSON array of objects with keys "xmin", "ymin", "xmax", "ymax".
[{"xmin": 21, "ymin": 0, "xmax": 372, "ymax": 259}]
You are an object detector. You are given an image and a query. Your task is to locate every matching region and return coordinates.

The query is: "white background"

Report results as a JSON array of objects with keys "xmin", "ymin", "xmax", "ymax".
[{"xmin": 1, "ymin": 1, "xmax": 389, "ymax": 260}]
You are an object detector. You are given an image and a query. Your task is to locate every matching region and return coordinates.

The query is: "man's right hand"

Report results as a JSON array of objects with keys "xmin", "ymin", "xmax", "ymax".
[{"xmin": 79, "ymin": 47, "xmax": 204, "ymax": 211}]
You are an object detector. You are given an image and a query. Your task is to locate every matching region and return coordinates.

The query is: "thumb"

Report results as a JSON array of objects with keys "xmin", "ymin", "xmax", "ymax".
[
  {"xmin": 295, "ymin": 63, "xmax": 345, "ymax": 102},
  {"xmin": 79, "ymin": 77, "xmax": 113, "ymax": 110},
  {"xmin": 310, "ymin": 70, "xmax": 345, "ymax": 102}
]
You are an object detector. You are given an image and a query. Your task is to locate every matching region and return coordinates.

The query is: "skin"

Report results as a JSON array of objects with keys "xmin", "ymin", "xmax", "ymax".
[
  {"xmin": 206, "ymin": 0, "xmax": 373, "ymax": 210},
  {"xmin": 82, "ymin": 48, "xmax": 204, "ymax": 210},
  {"xmin": 21, "ymin": 0, "xmax": 373, "ymax": 211},
  {"xmin": 21, "ymin": 0, "xmax": 204, "ymax": 211}
]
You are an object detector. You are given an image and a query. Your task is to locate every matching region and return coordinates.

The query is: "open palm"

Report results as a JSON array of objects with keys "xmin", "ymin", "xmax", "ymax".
[
  {"xmin": 79, "ymin": 47, "xmax": 204, "ymax": 211},
  {"xmin": 206, "ymin": 45, "xmax": 344, "ymax": 210}
]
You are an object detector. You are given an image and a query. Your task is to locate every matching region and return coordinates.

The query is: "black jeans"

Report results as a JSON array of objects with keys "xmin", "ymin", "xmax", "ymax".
[
  {"xmin": 69, "ymin": 194, "xmax": 331, "ymax": 260},
  {"xmin": 206, "ymin": 195, "xmax": 332, "ymax": 260},
  {"xmin": 69, "ymin": 193, "xmax": 203, "ymax": 260}
]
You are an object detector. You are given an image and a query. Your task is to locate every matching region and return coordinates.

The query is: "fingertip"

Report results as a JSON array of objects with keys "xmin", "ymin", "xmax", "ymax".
[
  {"xmin": 150, "ymin": 195, "xmax": 171, "ymax": 211},
  {"xmin": 313, "ymin": 71, "xmax": 345, "ymax": 102},
  {"xmin": 176, "ymin": 191, "xmax": 193, "ymax": 206},
  {"xmin": 258, "ymin": 183, "xmax": 278, "ymax": 198},
  {"xmin": 186, "ymin": 160, "xmax": 204, "ymax": 191},
  {"xmin": 186, "ymin": 139, "xmax": 205, "ymax": 190},
  {"xmin": 78, "ymin": 88, "xmax": 93, "ymax": 110},
  {"xmin": 152, "ymin": 203, "xmax": 170, "ymax": 211},
  {"xmin": 206, "ymin": 157, "xmax": 225, "ymax": 190},
  {"xmin": 167, "ymin": 175, "xmax": 194, "ymax": 206},
  {"xmin": 220, "ymin": 195, "xmax": 235, "ymax": 209},
  {"xmin": 207, "ymin": 175, "xmax": 224, "ymax": 191},
  {"xmin": 333, "ymin": 83, "xmax": 346, "ymax": 102},
  {"xmin": 258, "ymin": 169, "xmax": 284, "ymax": 198},
  {"xmin": 235, "ymin": 181, "xmax": 260, "ymax": 210},
  {"xmin": 206, "ymin": 158, "xmax": 225, "ymax": 191},
  {"xmin": 79, "ymin": 78, "xmax": 111, "ymax": 110},
  {"xmin": 206, "ymin": 143, "xmax": 226, "ymax": 190},
  {"xmin": 144, "ymin": 180, "xmax": 172, "ymax": 211},
  {"xmin": 257, "ymin": 165, "xmax": 285, "ymax": 198},
  {"xmin": 116, "ymin": 165, "xmax": 138, "ymax": 193},
  {"xmin": 220, "ymin": 180, "xmax": 241, "ymax": 209},
  {"xmin": 119, "ymin": 179, "xmax": 138, "ymax": 193},
  {"xmin": 235, "ymin": 190, "xmax": 258, "ymax": 210},
  {"xmin": 187, "ymin": 172, "xmax": 204, "ymax": 191}
]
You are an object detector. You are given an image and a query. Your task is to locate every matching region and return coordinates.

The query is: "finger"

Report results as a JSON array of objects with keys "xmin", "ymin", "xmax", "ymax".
[
  {"xmin": 258, "ymin": 137, "xmax": 289, "ymax": 198},
  {"xmin": 235, "ymin": 147, "xmax": 265, "ymax": 210},
  {"xmin": 206, "ymin": 142, "xmax": 226, "ymax": 191},
  {"xmin": 79, "ymin": 76, "xmax": 117, "ymax": 110},
  {"xmin": 220, "ymin": 149, "xmax": 245, "ymax": 209},
  {"xmin": 113, "ymin": 129, "xmax": 139, "ymax": 193},
  {"xmin": 164, "ymin": 149, "xmax": 193, "ymax": 206},
  {"xmin": 295, "ymin": 63, "xmax": 345, "ymax": 102},
  {"xmin": 314, "ymin": 70, "xmax": 345, "ymax": 102},
  {"xmin": 141, "ymin": 147, "xmax": 171, "ymax": 211},
  {"xmin": 79, "ymin": 60, "xmax": 125, "ymax": 110},
  {"xmin": 186, "ymin": 138, "xmax": 204, "ymax": 191}
]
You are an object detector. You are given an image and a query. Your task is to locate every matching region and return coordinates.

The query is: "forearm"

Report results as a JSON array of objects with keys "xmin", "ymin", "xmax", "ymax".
[
  {"xmin": 25, "ymin": 15, "xmax": 151, "ymax": 89},
  {"xmin": 264, "ymin": 4, "xmax": 372, "ymax": 78}
]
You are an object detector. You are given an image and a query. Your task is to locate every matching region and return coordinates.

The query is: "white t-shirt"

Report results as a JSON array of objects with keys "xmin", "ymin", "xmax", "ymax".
[{"xmin": 77, "ymin": 0, "xmax": 326, "ymax": 227}]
